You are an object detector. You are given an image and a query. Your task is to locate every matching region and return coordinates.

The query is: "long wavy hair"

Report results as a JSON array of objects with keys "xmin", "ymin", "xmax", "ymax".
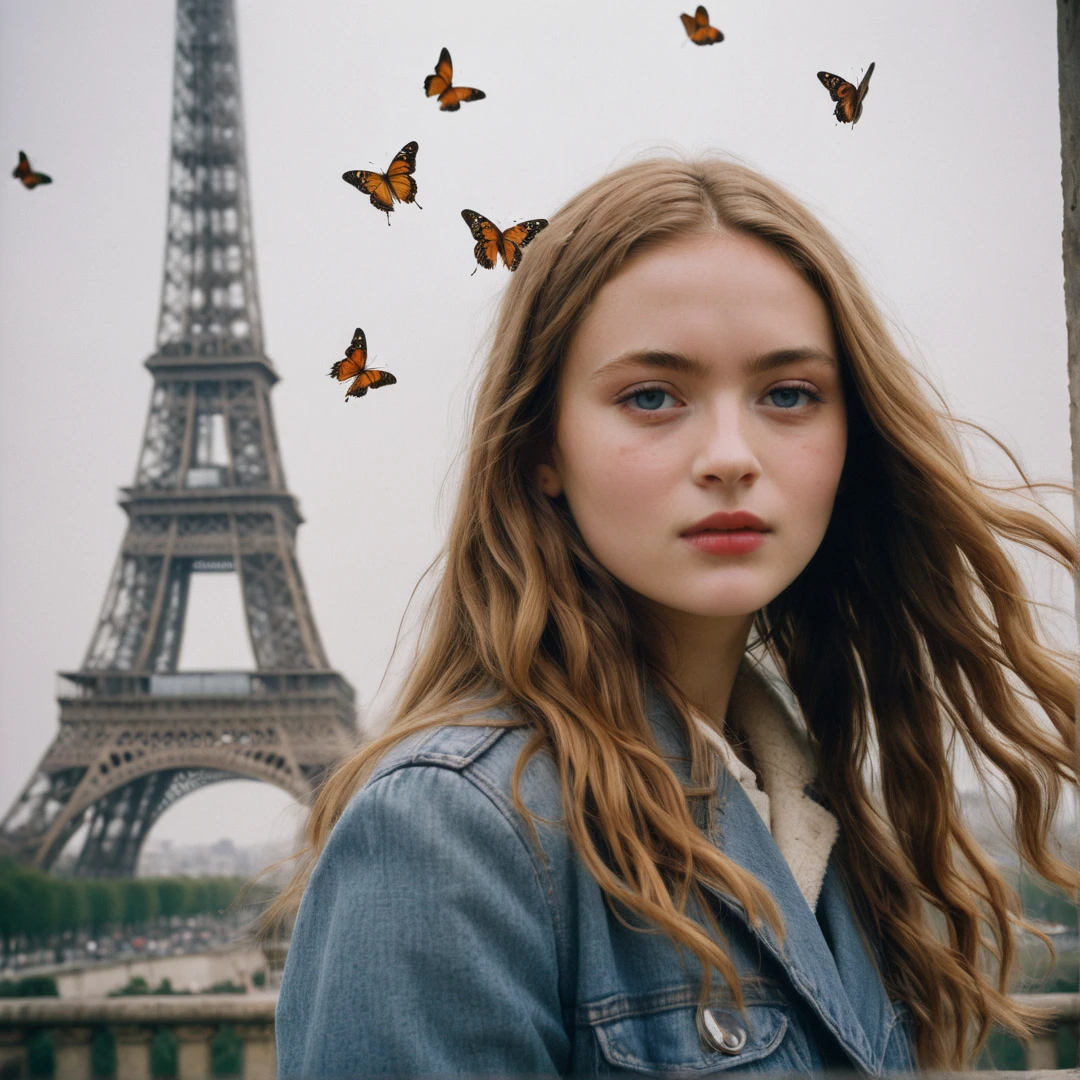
[{"xmin": 267, "ymin": 156, "xmax": 1079, "ymax": 1069}]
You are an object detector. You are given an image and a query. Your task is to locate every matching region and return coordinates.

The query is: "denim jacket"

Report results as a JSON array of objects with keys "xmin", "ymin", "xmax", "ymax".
[{"xmin": 276, "ymin": 678, "xmax": 917, "ymax": 1077}]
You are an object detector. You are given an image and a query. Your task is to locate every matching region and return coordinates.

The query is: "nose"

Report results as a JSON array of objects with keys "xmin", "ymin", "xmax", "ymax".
[{"xmin": 691, "ymin": 400, "xmax": 760, "ymax": 488}]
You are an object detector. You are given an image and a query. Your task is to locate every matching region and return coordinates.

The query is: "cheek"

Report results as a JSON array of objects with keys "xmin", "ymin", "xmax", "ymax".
[
  {"xmin": 556, "ymin": 419, "xmax": 682, "ymax": 534},
  {"xmin": 777, "ymin": 429, "xmax": 847, "ymax": 535}
]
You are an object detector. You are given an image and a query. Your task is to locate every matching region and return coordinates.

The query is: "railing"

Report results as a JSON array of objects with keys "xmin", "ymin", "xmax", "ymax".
[
  {"xmin": 56, "ymin": 670, "xmax": 355, "ymax": 705},
  {"xmin": 1011, "ymin": 992, "xmax": 1080, "ymax": 1071},
  {"xmin": 0, "ymin": 992, "xmax": 1074, "ymax": 1079},
  {"xmin": 183, "ymin": 467, "xmax": 228, "ymax": 490},
  {"xmin": 0, "ymin": 994, "xmax": 275, "ymax": 1080},
  {"xmin": 149, "ymin": 674, "xmax": 252, "ymax": 697}
]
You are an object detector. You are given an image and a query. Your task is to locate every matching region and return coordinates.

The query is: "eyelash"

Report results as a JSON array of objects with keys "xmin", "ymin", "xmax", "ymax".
[
  {"xmin": 614, "ymin": 381, "xmax": 826, "ymax": 413},
  {"xmin": 766, "ymin": 382, "xmax": 826, "ymax": 408},
  {"xmin": 613, "ymin": 384, "xmax": 679, "ymax": 412}
]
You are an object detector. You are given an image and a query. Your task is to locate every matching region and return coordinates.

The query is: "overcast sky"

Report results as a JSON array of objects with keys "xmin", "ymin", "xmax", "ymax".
[{"xmin": 0, "ymin": 1, "xmax": 1073, "ymax": 860}]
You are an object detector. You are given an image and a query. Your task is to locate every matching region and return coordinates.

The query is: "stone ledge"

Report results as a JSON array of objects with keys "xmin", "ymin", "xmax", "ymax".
[
  {"xmin": 1011, "ymin": 991, "xmax": 1080, "ymax": 1021},
  {"xmin": 0, "ymin": 993, "xmax": 277, "ymax": 1025}
]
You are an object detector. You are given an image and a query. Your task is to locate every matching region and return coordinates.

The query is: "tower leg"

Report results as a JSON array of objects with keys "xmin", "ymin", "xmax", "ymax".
[
  {"xmin": 74, "ymin": 773, "xmax": 173, "ymax": 878},
  {"xmin": 239, "ymin": 553, "xmax": 326, "ymax": 669},
  {"xmin": 0, "ymin": 0, "xmax": 357, "ymax": 881}
]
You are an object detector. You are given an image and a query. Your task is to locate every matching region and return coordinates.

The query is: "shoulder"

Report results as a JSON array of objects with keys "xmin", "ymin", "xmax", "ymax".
[
  {"xmin": 291, "ymin": 713, "xmax": 571, "ymax": 955},
  {"xmin": 368, "ymin": 714, "xmax": 528, "ymax": 783},
  {"xmin": 323, "ymin": 710, "xmax": 568, "ymax": 874},
  {"xmin": 367, "ymin": 711, "xmax": 563, "ymax": 818},
  {"xmin": 279, "ymin": 714, "xmax": 573, "ymax": 1075}
]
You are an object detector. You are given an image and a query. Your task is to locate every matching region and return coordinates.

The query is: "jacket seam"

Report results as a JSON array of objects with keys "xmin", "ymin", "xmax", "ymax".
[
  {"xmin": 459, "ymin": 761, "xmax": 568, "ymax": 976},
  {"xmin": 702, "ymin": 888, "xmax": 877, "ymax": 1072},
  {"xmin": 367, "ymin": 726, "xmax": 507, "ymax": 783},
  {"xmin": 365, "ymin": 752, "xmax": 567, "ymax": 1004},
  {"xmin": 579, "ymin": 983, "xmax": 788, "ymax": 1024},
  {"xmin": 365, "ymin": 730, "xmax": 569, "ymax": 987}
]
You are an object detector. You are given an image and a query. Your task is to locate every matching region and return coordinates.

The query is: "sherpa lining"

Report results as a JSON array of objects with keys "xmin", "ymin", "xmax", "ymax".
[{"xmin": 694, "ymin": 662, "xmax": 839, "ymax": 910}]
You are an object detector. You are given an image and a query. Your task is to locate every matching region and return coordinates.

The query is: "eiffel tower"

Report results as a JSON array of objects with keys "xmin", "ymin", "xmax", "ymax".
[{"xmin": 0, "ymin": 0, "xmax": 356, "ymax": 877}]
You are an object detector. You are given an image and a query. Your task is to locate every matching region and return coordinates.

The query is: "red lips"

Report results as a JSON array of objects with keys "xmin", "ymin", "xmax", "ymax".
[
  {"xmin": 680, "ymin": 511, "xmax": 769, "ymax": 555},
  {"xmin": 680, "ymin": 511, "xmax": 768, "ymax": 535}
]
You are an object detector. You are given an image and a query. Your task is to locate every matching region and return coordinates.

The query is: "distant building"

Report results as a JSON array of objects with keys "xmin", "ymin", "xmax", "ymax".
[{"xmin": 136, "ymin": 838, "xmax": 294, "ymax": 883}]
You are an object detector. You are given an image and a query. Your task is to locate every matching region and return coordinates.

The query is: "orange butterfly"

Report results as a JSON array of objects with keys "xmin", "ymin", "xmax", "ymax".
[
  {"xmin": 342, "ymin": 142, "xmax": 421, "ymax": 224},
  {"xmin": 680, "ymin": 6, "xmax": 723, "ymax": 45},
  {"xmin": 461, "ymin": 210, "xmax": 548, "ymax": 272},
  {"xmin": 328, "ymin": 328, "xmax": 397, "ymax": 401},
  {"xmin": 424, "ymin": 48, "xmax": 486, "ymax": 112},
  {"xmin": 817, "ymin": 62, "xmax": 875, "ymax": 125},
  {"xmin": 12, "ymin": 150, "xmax": 52, "ymax": 189}
]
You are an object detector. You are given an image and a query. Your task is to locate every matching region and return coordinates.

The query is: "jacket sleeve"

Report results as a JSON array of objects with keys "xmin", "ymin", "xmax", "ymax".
[{"xmin": 275, "ymin": 763, "xmax": 569, "ymax": 1077}]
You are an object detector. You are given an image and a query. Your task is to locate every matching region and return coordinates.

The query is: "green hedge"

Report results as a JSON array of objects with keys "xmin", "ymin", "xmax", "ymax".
[
  {"xmin": 0, "ymin": 858, "xmax": 251, "ymax": 947},
  {"xmin": 0, "ymin": 975, "xmax": 58, "ymax": 998}
]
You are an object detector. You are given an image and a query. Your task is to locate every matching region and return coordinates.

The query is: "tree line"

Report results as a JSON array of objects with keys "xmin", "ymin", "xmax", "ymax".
[{"xmin": 0, "ymin": 857, "xmax": 251, "ymax": 953}]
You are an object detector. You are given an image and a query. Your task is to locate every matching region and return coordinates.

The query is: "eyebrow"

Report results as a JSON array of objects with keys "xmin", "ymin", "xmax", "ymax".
[
  {"xmin": 591, "ymin": 345, "xmax": 838, "ymax": 381},
  {"xmin": 745, "ymin": 346, "xmax": 839, "ymax": 376}
]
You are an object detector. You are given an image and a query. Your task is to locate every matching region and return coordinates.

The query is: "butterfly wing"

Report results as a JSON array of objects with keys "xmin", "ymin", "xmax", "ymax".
[
  {"xmin": 851, "ymin": 62, "xmax": 875, "ymax": 124},
  {"xmin": 13, "ymin": 150, "xmax": 51, "ymax": 188},
  {"xmin": 438, "ymin": 86, "xmax": 486, "ymax": 111},
  {"xmin": 497, "ymin": 219, "xmax": 549, "ymax": 271},
  {"xmin": 461, "ymin": 209, "xmax": 502, "ymax": 270},
  {"xmin": 384, "ymin": 141, "xmax": 419, "ymax": 204},
  {"xmin": 342, "ymin": 143, "xmax": 417, "ymax": 212},
  {"xmin": 343, "ymin": 169, "xmax": 396, "ymax": 212},
  {"xmin": 345, "ymin": 368, "xmax": 397, "ymax": 399},
  {"xmin": 682, "ymin": 6, "xmax": 721, "ymax": 43},
  {"xmin": 817, "ymin": 71, "xmax": 858, "ymax": 123},
  {"xmin": 329, "ymin": 328, "xmax": 367, "ymax": 380},
  {"xmin": 424, "ymin": 47, "xmax": 453, "ymax": 98}
]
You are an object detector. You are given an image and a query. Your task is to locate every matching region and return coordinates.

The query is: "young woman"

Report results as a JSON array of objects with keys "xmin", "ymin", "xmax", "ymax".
[{"xmin": 272, "ymin": 157, "xmax": 1079, "ymax": 1076}]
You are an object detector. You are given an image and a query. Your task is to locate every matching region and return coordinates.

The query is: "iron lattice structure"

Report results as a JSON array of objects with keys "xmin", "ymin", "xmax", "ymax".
[{"xmin": 0, "ymin": 0, "xmax": 356, "ymax": 877}]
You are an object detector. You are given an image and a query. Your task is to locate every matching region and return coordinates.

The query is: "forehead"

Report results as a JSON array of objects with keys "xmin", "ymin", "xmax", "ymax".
[{"xmin": 565, "ymin": 231, "xmax": 837, "ymax": 372}]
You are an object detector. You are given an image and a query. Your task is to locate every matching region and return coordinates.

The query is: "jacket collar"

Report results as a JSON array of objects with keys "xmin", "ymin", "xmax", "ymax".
[
  {"xmin": 645, "ymin": 666, "xmax": 897, "ymax": 1075},
  {"xmin": 699, "ymin": 661, "xmax": 839, "ymax": 910}
]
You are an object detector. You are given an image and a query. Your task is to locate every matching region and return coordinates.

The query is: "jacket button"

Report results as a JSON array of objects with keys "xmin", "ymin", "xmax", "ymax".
[{"xmin": 701, "ymin": 1008, "xmax": 748, "ymax": 1055}]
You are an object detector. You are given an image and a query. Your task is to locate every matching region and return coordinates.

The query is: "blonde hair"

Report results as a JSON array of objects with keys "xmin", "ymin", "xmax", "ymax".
[{"xmin": 268, "ymin": 156, "xmax": 1079, "ymax": 1069}]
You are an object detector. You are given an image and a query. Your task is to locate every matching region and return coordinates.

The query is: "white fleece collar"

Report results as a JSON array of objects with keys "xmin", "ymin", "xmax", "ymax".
[{"xmin": 694, "ymin": 662, "xmax": 839, "ymax": 911}]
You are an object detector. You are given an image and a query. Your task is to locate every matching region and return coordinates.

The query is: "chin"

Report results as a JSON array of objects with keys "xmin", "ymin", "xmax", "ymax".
[
  {"xmin": 645, "ymin": 582, "xmax": 777, "ymax": 621},
  {"xmin": 680, "ymin": 599, "xmax": 767, "ymax": 619}
]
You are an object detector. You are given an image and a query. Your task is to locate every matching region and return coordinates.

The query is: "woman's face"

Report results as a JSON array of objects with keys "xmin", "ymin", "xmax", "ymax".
[{"xmin": 538, "ymin": 230, "xmax": 847, "ymax": 623}]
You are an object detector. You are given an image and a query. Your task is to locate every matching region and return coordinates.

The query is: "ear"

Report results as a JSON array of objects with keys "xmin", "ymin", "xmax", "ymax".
[{"xmin": 535, "ymin": 462, "xmax": 563, "ymax": 498}]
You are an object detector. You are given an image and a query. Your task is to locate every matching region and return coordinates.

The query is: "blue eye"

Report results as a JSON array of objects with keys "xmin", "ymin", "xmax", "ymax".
[
  {"xmin": 768, "ymin": 387, "xmax": 807, "ymax": 409},
  {"xmin": 631, "ymin": 389, "xmax": 672, "ymax": 411}
]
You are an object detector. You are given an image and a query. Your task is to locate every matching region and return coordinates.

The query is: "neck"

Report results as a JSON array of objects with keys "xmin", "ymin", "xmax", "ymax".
[{"xmin": 643, "ymin": 603, "xmax": 756, "ymax": 727}]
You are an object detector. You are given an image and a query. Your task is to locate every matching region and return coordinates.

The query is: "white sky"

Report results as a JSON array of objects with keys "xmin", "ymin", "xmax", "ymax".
[{"xmin": 0, "ymin": 1, "xmax": 1074, "ymax": 855}]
